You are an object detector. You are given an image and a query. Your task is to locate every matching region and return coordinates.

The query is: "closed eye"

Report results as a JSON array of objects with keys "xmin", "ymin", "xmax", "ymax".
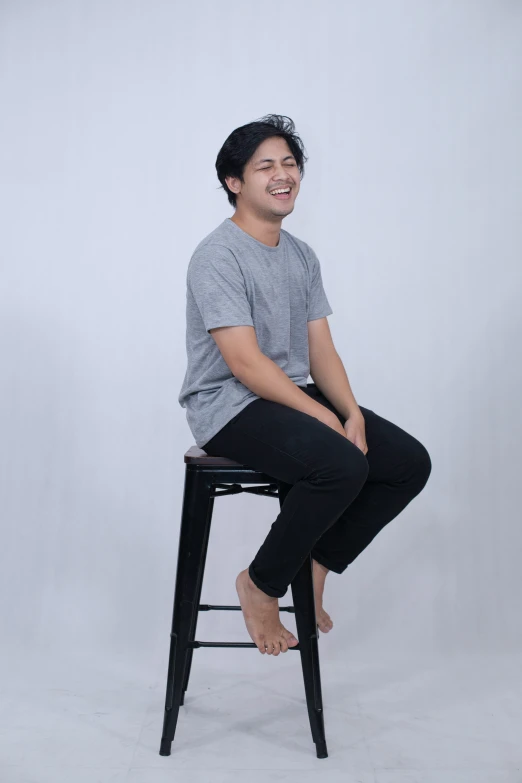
[{"xmin": 260, "ymin": 163, "xmax": 296, "ymax": 170}]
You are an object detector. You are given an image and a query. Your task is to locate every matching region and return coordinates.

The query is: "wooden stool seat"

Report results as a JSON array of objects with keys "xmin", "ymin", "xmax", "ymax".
[{"xmin": 184, "ymin": 444, "xmax": 243, "ymax": 467}]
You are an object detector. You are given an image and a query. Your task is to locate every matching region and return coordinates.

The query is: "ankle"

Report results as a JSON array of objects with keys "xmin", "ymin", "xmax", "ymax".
[{"xmin": 244, "ymin": 570, "xmax": 276, "ymax": 602}]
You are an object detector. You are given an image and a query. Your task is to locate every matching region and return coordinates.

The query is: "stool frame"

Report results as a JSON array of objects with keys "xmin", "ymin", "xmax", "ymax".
[{"xmin": 159, "ymin": 446, "xmax": 328, "ymax": 759}]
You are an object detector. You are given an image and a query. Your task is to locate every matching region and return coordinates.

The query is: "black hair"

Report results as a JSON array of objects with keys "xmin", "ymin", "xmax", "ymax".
[{"xmin": 215, "ymin": 114, "xmax": 308, "ymax": 209}]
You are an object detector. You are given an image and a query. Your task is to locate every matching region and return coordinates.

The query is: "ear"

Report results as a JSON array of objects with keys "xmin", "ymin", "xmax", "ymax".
[{"xmin": 225, "ymin": 175, "xmax": 241, "ymax": 194}]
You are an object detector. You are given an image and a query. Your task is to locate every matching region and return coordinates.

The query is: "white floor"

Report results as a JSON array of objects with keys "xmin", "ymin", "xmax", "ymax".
[{"xmin": 1, "ymin": 647, "xmax": 521, "ymax": 783}]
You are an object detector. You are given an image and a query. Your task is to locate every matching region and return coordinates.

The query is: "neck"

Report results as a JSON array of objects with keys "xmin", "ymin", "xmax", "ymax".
[{"xmin": 230, "ymin": 211, "xmax": 282, "ymax": 247}]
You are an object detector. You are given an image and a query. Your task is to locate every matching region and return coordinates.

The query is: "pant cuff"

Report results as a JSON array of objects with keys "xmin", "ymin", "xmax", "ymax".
[
  {"xmin": 248, "ymin": 563, "xmax": 287, "ymax": 598},
  {"xmin": 310, "ymin": 550, "xmax": 346, "ymax": 575}
]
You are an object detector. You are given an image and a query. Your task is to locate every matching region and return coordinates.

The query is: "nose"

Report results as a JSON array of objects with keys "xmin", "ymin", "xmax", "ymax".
[{"xmin": 270, "ymin": 164, "xmax": 293, "ymax": 187}]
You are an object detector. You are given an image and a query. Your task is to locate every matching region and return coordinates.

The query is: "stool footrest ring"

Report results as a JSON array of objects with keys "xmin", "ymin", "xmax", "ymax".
[
  {"xmin": 198, "ymin": 603, "xmax": 295, "ymax": 613},
  {"xmin": 188, "ymin": 640, "xmax": 301, "ymax": 649}
]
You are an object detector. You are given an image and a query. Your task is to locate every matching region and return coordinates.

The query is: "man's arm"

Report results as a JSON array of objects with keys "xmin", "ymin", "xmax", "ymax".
[
  {"xmin": 210, "ymin": 325, "xmax": 345, "ymax": 433},
  {"xmin": 308, "ymin": 317, "xmax": 361, "ymax": 421}
]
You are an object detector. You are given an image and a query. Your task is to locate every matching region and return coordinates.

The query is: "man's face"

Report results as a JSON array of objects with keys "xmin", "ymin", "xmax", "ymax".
[{"xmin": 226, "ymin": 136, "xmax": 301, "ymax": 218}]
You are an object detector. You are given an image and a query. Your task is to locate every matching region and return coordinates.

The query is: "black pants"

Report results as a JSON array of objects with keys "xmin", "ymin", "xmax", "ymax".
[{"xmin": 202, "ymin": 383, "xmax": 432, "ymax": 598}]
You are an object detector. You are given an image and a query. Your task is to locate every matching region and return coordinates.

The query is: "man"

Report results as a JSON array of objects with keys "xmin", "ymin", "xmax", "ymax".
[{"xmin": 178, "ymin": 114, "xmax": 432, "ymax": 656}]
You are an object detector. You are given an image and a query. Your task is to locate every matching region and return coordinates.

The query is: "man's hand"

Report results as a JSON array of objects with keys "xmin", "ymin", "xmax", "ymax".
[
  {"xmin": 344, "ymin": 410, "xmax": 368, "ymax": 455},
  {"xmin": 316, "ymin": 406, "xmax": 368, "ymax": 454}
]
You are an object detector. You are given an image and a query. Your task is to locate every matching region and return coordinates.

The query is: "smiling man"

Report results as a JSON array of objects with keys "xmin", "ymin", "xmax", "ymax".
[{"xmin": 178, "ymin": 114, "xmax": 432, "ymax": 656}]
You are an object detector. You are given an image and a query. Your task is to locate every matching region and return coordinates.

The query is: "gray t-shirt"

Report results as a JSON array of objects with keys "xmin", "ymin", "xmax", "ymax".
[{"xmin": 178, "ymin": 217, "xmax": 333, "ymax": 448}]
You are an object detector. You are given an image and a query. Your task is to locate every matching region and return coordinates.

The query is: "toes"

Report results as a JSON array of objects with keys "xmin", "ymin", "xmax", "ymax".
[
  {"xmin": 316, "ymin": 613, "xmax": 333, "ymax": 633},
  {"xmin": 316, "ymin": 607, "xmax": 333, "ymax": 633}
]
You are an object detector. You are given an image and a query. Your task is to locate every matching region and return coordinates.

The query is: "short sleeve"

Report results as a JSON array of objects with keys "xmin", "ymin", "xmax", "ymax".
[
  {"xmin": 188, "ymin": 245, "xmax": 254, "ymax": 333},
  {"xmin": 307, "ymin": 246, "xmax": 333, "ymax": 321}
]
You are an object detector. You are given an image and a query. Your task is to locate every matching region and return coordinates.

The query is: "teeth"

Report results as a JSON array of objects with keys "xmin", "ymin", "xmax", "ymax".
[{"xmin": 270, "ymin": 188, "xmax": 290, "ymax": 195}]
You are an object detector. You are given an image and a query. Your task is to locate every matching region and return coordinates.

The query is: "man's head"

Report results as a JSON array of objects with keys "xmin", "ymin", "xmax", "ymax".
[{"xmin": 215, "ymin": 114, "xmax": 308, "ymax": 220}]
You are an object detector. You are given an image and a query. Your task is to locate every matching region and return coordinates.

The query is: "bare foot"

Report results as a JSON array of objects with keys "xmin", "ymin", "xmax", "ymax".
[
  {"xmin": 312, "ymin": 559, "xmax": 334, "ymax": 633},
  {"xmin": 235, "ymin": 569, "xmax": 299, "ymax": 655}
]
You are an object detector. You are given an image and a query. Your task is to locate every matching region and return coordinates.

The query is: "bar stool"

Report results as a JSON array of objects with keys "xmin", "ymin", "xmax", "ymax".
[{"xmin": 159, "ymin": 445, "xmax": 328, "ymax": 759}]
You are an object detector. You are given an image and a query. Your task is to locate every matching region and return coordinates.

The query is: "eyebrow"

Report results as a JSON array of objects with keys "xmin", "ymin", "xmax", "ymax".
[{"xmin": 253, "ymin": 155, "xmax": 296, "ymax": 166}]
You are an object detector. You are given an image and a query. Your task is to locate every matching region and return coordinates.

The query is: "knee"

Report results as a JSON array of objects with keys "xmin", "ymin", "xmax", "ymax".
[{"xmin": 410, "ymin": 441, "xmax": 432, "ymax": 489}]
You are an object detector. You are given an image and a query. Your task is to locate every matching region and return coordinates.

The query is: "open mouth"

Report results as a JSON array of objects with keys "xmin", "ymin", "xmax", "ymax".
[{"xmin": 270, "ymin": 189, "xmax": 292, "ymax": 200}]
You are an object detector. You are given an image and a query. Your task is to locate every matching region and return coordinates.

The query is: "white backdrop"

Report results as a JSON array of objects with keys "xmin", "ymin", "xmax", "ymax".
[{"xmin": 1, "ymin": 0, "xmax": 521, "ymax": 690}]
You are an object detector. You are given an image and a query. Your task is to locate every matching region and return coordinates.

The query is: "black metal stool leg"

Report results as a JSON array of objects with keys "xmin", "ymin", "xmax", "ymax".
[
  {"xmin": 277, "ymin": 478, "xmax": 328, "ymax": 759},
  {"xmin": 180, "ymin": 490, "xmax": 215, "ymax": 704},
  {"xmin": 159, "ymin": 468, "xmax": 214, "ymax": 756},
  {"xmin": 291, "ymin": 555, "xmax": 328, "ymax": 759}
]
